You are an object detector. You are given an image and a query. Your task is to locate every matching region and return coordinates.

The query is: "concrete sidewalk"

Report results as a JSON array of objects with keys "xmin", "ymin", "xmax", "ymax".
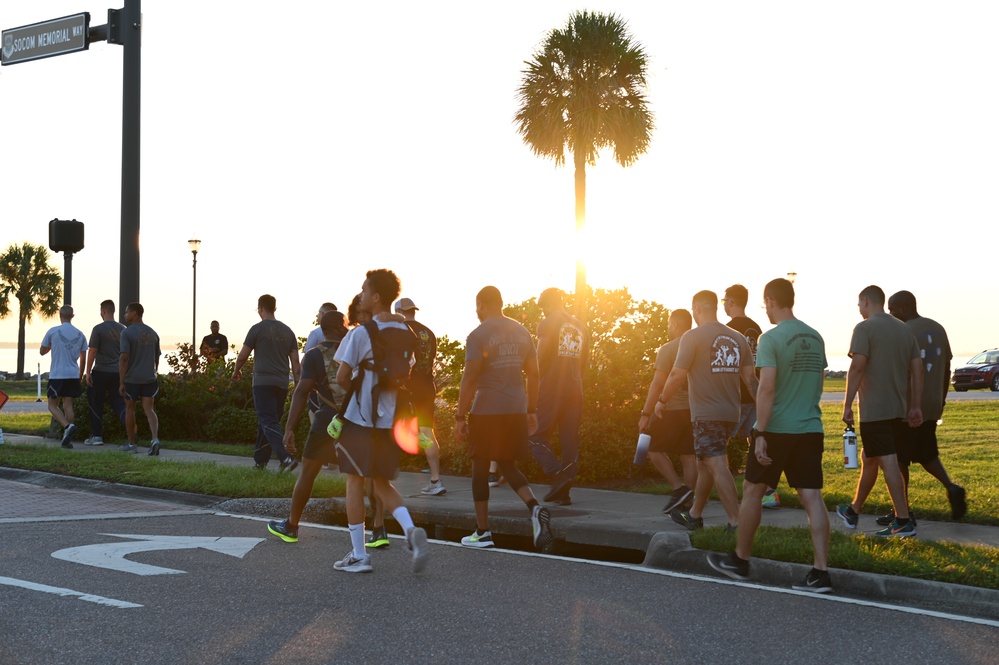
[{"xmin": 2, "ymin": 431, "xmax": 998, "ymax": 619}]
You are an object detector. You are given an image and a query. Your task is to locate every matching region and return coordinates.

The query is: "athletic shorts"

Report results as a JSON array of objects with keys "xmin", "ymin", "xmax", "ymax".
[
  {"xmin": 744, "ymin": 431, "xmax": 824, "ymax": 489},
  {"xmin": 649, "ymin": 409, "xmax": 694, "ymax": 456},
  {"xmin": 47, "ymin": 378, "xmax": 82, "ymax": 399},
  {"xmin": 895, "ymin": 420, "xmax": 939, "ymax": 466},
  {"xmin": 303, "ymin": 408, "xmax": 338, "ymax": 464},
  {"xmin": 124, "ymin": 380, "xmax": 158, "ymax": 401},
  {"xmin": 692, "ymin": 420, "xmax": 735, "ymax": 460},
  {"xmin": 734, "ymin": 403, "xmax": 757, "ymax": 439},
  {"xmin": 467, "ymin": 413, "xmax": 529, "ymax": 462},
  {"xmin": 859, "ymin": 419, "xmax": 906, "ymax": 458},
  {"xmin": 335, "ymin": 419, "xmax": 399, "ymax": 479},
  {"xmin": 411, "ymin": 385, "xmax": 436, "ymax": 428}
]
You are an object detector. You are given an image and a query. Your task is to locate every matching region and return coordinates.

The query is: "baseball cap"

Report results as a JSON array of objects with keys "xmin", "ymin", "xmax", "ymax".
[{"xmin": 395, "ymin": 297, "xmax": 419, "ymax": 313}]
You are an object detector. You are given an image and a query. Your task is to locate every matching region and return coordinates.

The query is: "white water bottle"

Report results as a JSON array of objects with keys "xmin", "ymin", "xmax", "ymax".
[
  {"xmin": 843, "ymin": 426, "xmax": 858, "ymax": 469},
  {"xmin": 634, "ymin": 433, "xmax": 651, "ymax": 466}
]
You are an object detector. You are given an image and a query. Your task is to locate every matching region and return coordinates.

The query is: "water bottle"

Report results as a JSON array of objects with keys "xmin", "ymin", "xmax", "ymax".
[
  {"xmin": 843, "ymin": 426, "xmax": 858, "ymax": 469},
  {"xmin": 327, "ymin": 415, "xmax": 343, "ymax": 440},
  {"xmin": 633, "ymin": 433, "xmax": 651, "ymax": 466}
]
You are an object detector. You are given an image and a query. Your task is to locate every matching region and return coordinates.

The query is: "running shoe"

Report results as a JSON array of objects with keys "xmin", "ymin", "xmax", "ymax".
[
  {"xmin": 365, "ymin": 527, "xmax": 390, "ymax": 549},
  {"xmin": 60, "ymin": 424, "xmax": 77, "ymax": 449},
  {"xmin": 279, "ymin": 457, "xmax": 299, "ymax": 473},
  {"xmin": 835, "ymin": 504, "xmax": 858, "ymax": 529},
  {"xmin": 792, "ymin": 568, "xmax": 834, "ymax": 594},
  {"xmin": 333, "ymin": 551, "xmax": 373, "ymax": 573},
  {"xmin": 669, "ymin": 508, "xmax": 703, "ymax": 531},
  {"xmin": 948, "ymin": 484, "xmax": 967, "ymax": 521},
  {"xmin": 661, "ymin": 485, "xmax": 694, "ymax": 514},
  {"xmin": 421, "ymin": 480, "xmax": 447, "ymax": 496},
  {"xmin": 724, "ymin": 523, "xmax": 738, "ymax": 534},
  {"xmin": 83, "ymin": 436, "xmax": 104, "ymax": 446},
  {"xmin": 487, "ymin": 474, "xmax": 506, "ymax": 488},
  {"xmin": 875, "ymin": 510, "xmax": 917, "ymax": 527},
  {"xmin": 546, "ymin": 489, "xmax": 572, "ymax": 506},
  {"xmin": 531, "ymin": 505, "xmax": 554, "ymax": 551},
  {"xmin": 148, "ymin": 438, "xmax": 161, "ymax": 456},
  {"xmin": 762, "ymin": 489, "xmax": 780, "ymax": 508},
  {"xmin": 460, "ymin": 530, "xmax": 495, "ymax": 548},
  {"xmin": 875, "ymin": 519, "xmax": 917, "ymax": 538},
  {"xmin": 543, "ymin": 463, "xmax": 575, "ymax": 502},
  {"xmin": 119, "ymin": 443, "xmax": 138, "ymax": 453},
  {"xmin": 407, "ymin": 527, "xmax": 429, "ymax": 573},
  {"xmin": 706, "ymin": 551, "xmax": 750, "ymax": 581},
  {"xmin": 267, "ymin": 519, "xmax": 298, "ymax": 543}
]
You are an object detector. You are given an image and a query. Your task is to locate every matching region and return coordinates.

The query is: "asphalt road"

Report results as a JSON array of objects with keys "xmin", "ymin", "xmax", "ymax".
[{"xmin": 1, "ymin": 479, "xmax": 996, "ymax": 664}]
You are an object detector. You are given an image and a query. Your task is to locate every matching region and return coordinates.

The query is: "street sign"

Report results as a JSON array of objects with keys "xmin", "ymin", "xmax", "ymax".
[{"xmin": 1, "ymin": 13, "xmax": 90, "ymax": 66}]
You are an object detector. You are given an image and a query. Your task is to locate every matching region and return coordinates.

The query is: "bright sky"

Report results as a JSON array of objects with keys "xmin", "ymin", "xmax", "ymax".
[{"xmin": 2, "ymin": 1, "xmax": 995, "ymax": 372}]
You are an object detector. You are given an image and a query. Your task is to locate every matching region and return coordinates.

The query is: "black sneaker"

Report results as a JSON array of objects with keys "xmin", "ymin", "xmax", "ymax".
[
  {"xmin": 669, "ymin": 508, "xmax": 703, "ymax": 531},
  {"xmin": 706, "ymin": 551, "xmax": 750, "ymax": 581},
  {"xmin": 662, "ymin": 485, "xmax": 694, "ymax": 514},
  {"xmin": 792, "ymin": 568, "xmax": 834, "ymax": 594},
  {"xmin": 279, "ymin": 457, "xmax": 299, "ymax": 473},
  {"xmin": 487, "ymin": 474, "xmax": 506, "ymax": 488},
  {"xmin": 60, "ymin": 424, "xmax": 77, "ymax": 449},
  {"xmin": 365, "ymin": 527, "xmax": 390, "ymax": 549},
  {"xmin": 876, "ymin": 510, "xmax": 917, "ymax": 527},
  {"xmin": 948, "ymin": 484, "xmax": 967, "ymax": 520}
]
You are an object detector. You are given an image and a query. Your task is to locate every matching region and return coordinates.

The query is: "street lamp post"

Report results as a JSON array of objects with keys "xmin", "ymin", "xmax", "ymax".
[{"xmin": 189, "ymin": 237, "xmax": 201, "ymax": 352}]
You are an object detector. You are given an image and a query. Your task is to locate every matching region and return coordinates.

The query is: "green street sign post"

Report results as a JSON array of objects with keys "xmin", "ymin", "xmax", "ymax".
[{"xmin": 1, "ymin": 13, "xmax": 90, "ymax": 66}]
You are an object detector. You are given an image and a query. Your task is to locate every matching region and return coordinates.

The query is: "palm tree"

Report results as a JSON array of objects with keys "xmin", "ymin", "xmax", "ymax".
[
  {"xmin": 515, "ymin": 11, "xmax": 653, "ymax": 318},
  {"xmin": 0, "ymin": 243, "xmax": 63, "ymax": 379}
]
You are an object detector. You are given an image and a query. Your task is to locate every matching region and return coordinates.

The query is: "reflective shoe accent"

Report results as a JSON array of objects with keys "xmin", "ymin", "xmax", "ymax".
[
  {"xmin": 365, "ymin": 527, "xmax": 390, "ymax": 549},
  {"xmin": 792, "ymin": 568, "xmax": 834, "ymax": 594},
  {"xmin": 267, "ymin": 519, "xmax": 298, "ymax": 543},
  {"xmin": 706, "ymin": 551, "xmax": 750, "ymax": 581},
  {"xmin": 83, "ymin": 436, "xmax": 104, "ymax": 446},
  {"xmin": 487, "ymin": 474, "xmax": 506, "ymax": 488},
  {"xmin": 669, "ymin": 509, "xmax": 703, "ymax": 531},
  {"xmin": 948, "ymin": 484, "xmax": 967, "ymax": 521},
  {"xmin": 148, "ymin": 438, "xmax": 161, "ymax": 456},
  {"xmin": 662, "ymin": 485, "xmax": 694, "ymax": 514},
  {"xmin": 875, "ymin": 519, "xmax": 917, "ymax": 538},
  {"xmin": 60, "ymin": 424, "xmax": 77, "ymax": 449},
  {"xmin": 119, "ymin": 443, "xmax": 138, "ymax": 453},
  {"xmin": 460, "ymin": 530, "xmax": 495, "ymax": 548},
  {"xmin": 421, "ymin": 480, "xmax": 447, "ymax": 496},
  {"xmin": 279, "ymin": 457, "xmax": 299, "ymax": 473},
  {"xmin": 334, "ymin": 551, "xmax": 373, "ymax": 573},
  {"xmin": 762, "ymin": 489, "xmax": 780, "ymax": 508},
  {"xmin": 407, "ymin": 527, "xmax": 429, "ymax": 573},
  {"xmin": 835, "ymin": 504, "xmax": 858, "ymax": 529},
  {"xmin": 531, "ymin": 505, "xmax": 554, "ymax": 551}
]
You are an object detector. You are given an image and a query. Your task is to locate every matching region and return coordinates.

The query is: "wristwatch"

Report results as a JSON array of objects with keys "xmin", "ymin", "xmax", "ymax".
[{"xmin": 750, "ymin": 427, "xmax": 765, "ymax": 440}]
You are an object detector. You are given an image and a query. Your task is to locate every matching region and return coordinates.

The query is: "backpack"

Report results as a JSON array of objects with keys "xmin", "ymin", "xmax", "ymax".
[
  {"xmin": 316, "ymin": 340, "xmax": 347, "ymax": 410},
  {"xmin": 340, "ymin": 321, "xmax": 419, "ymax": 423}
]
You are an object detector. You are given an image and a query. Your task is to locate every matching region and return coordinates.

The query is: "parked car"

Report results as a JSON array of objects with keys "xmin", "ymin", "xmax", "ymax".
[{"xmin": 951, "ymin": 349, "xmax": 999, "ymax": 392}]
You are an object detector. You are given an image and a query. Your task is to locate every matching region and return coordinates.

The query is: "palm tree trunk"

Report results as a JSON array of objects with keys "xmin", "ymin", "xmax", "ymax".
[{"xmin": 574, "ymin": 152, "xmax": 587, "ymax": 322}]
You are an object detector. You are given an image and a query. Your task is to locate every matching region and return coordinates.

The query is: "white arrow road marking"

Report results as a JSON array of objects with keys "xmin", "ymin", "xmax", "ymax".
[
  {"xmin": 0, "ymin": 576, "xmax": 142, "ymax": 608},
  {"xmin": 51, "ymin": 534, "xmax": 264, "ymax": 576}
]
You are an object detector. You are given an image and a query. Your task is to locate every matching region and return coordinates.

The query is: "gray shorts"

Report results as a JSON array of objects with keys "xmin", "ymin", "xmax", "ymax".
[{"xmin": 692, "ymin": 420, "xmax": 736, "ymax": 460}]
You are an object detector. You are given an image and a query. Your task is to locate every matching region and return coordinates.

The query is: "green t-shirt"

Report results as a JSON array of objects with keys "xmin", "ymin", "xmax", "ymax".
[
  {"xmin": 906, "ymin": 316, "xmax": 951, "ymax": 422},
  {"xmin": 755, "ymin": 318, "xmax": 826, "ymax": 434},
  {"xmin": 849, "ymin": 313, "xmax": 919, "ymax": 422},
  {"xmin": 674, "ymin": 321, "xmax": 753, "ymax": 422}
]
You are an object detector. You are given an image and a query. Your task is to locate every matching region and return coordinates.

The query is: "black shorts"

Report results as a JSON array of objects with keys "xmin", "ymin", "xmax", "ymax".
[
  {"xmin": 648, "ymin": 409, "xmax": 694, "ymax": 456},
  {"xmin": 47, "ymin": 378, "xmax": 82, "ymax": 399},
  {"xmin": 335, "ymin": 419, "xmax": 400, "ymax": 479},
  {"xmin": 410, "ymin": 384, "xmax": 436, "ymax": 428},
  {"xmin": 467, "ymin": 413, "xmax": 529, "ymax": 461},
  {"xmin": 859, "ymin": 419, "xmax": 906, "ymax": 458},
  {"xmin": 744, "ymin": 431, "xmax": 824, "ymax": 489},
  {"xmin": 896, "ymin": 421, "xmax": 939, "ymax": 466},
  {"xmin": 303, "ymin": 408, "xmax": 338, "ymax": 464},
  {"xmin": 124, "ymin": 380, "xmax": 159, "ymax": 401}
]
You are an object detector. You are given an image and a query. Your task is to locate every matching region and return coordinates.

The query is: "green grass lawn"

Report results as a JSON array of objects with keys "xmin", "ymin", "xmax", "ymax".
[{"xmin": 0, "ymin": 380, "xmax": 44, "ymax": 401}]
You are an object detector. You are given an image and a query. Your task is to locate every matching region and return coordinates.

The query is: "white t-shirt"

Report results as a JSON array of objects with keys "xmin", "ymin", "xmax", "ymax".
[
  {"xmin": 334, "ymin": 320, "xmax": 410, "ymax": 429},
  {"xmin": 41, "ymin": 322, "xmax": 88, "ymax": 380},
  {"xmin": 303, "ymin": 326, "xmax": 323, "ymax": 355}
]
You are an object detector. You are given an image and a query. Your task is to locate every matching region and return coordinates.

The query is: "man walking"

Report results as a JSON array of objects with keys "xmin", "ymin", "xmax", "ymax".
[
  {"xmin": 84, "ymin": 300, "xmax": 127, "ymax": 446},
  {"xmin": 40, "ymin": 305, "xmax": 88, "ymax": 449},
  {"xmin": 638, "ymin": 308, "xmax": 698, "ymax": 514},
  {"xmin": 886, "ymin": 290, "xmax": 966, "ymax": 521},
  {"xmin": 232, "ymin": 294, "xmax": 301, "ymax": 472},
  {"xmin": 332, "ymin": 269, "xmax": 429, "ymax": 573},
  {"xmin": 707, "ymin": 278, "xmax": 833, "ymax": 593},
  {"xmin": 454, "ymin": 286, "xmax": 554, "ymax": 551},
  {"xmin": 395, "ymin": 297, "xmax": 446, "ymax": 497},
  {"xmin": 836, "ymin": 285, "xmax": 922, "ymax": 538},
  {"xmin": 528, "ymin": 287, "xmax": 587, "ymax": 505},
  {"xmin": 118, "ymin": 303, "xmax": 162, "ymax": 455},
  {"xmin": 657, "ymin": 290, "xmax": 756, "ymax": 531}
]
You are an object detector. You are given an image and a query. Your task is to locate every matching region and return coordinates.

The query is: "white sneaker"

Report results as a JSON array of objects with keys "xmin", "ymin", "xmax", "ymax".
[
  {"xmin": 461, "ymin": 530, "xmax": 494, "ymax": 548},
  {"xmin": 84, "ymin": 436, "xmax": 104, "ymax": 446},
  {"xmin": 333, "ymin": 551, "xmax": 372, "ymax": 573},
  {"xmin": 407, "ymin": 527, "xmax": 430, "ymax": 573},
  {"xmin": 421, "ymin": 480, "xmax": 446, "ymax": 496}
]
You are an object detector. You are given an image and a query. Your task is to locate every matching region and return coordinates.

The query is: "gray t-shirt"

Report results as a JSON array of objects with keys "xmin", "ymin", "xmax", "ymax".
[
  {"xmin": 467, "ymin": 316, "xmax": 537, "ymax": 415},
  {"xmin": 89, "ymin": 320, "xmax": 126, "ymax": 373},
  {"xmin": 654, "ymin": 337, "xmax": 689, "ymax": 411},
  {"xmin": 849, "ymin": 313, "xmax": 920, "ymax": 422},
  {"xmin": 906, "ymin": 316, "xmax": 952, "ymax": 422},
  {"xmin": 244, "ymin": 319, "xmax": 298, "ymax": 388},
  {"xmin": 120, "ymin": 322, "xmax": 160, "ymax": 384},
  {"xmin": 674, "ymin": 320, "xmax": 753, "ymax": 423}
]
